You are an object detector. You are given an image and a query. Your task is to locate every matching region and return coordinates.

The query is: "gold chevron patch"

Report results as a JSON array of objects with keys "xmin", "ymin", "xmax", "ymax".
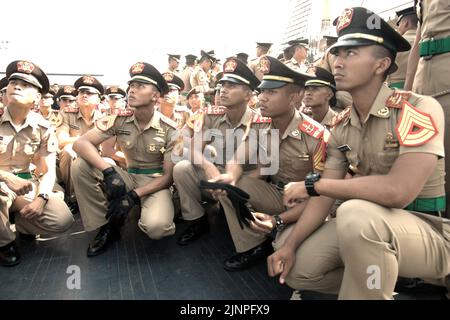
[{"xmin": 396, "ymin": 101, "xmax": 438, "ymax": 147}]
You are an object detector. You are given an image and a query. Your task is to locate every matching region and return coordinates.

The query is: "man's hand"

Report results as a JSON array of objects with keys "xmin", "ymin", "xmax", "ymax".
[
  {"xmin": 283, "ymin": 181, "xmax": 309, "ymax": 208},
  {"xmin": 19, "ymin": 197, "xmax": 46, "ymax": 220},
  {"xmin": 106, "ymin": 190, "xmax": 141, "ymax": 228},
  {"xmin": 267, "ymin": 245, "xmax": 296, "ymax": 285},
  {"xmin": 102, "ymin": 167, "xmax": 126, "ymax": 201},
  {"xmin": 250, "ymin": 212, "xmax": 276, "ymax": 235},
  {"xmin": 4, "ymin": 175, "xmax": 33, "ymax": 196},
  {"xmin": 208, "ymin": 173, "xmax": 236, "ymax": 200}
]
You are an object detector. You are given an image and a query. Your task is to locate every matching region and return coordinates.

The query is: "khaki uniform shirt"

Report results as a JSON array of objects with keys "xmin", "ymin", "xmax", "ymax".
[
  {"xmin": 190, "ymin": 66, "xmax": 210, "ymax": 94},
  {"xmin": 191, "ymin": 106, "xmax": 271, "ymax": 170},
  {"xmin": 388, "ymin": 28, "xmax": 417, "ymax": 87},
  {"xmin": 413, "ymin": 0, "xmax": 450, "ymax": 97},
  {"xmin": 285, "ymin": 57, "xmax": 308, "ymax": 73},
  {"xmin": 0, "ymin": 108, "xmax": 58, "ymax": 174},
  {"xmin": 326, "ymin": 85, "xmax": 445, "ymax": 198},
  {"xmin": 58, "ymin": 106, "xmax": 102, "ymax": 138},
  {"xmin": 262, "ymin": 110, "xmax": 328, "ymax": 187},
  {"xmin": 39, "ymin": 110, "xmax": 63, "ymax": 128},
  {"xmin": 321, "ymin": 107, "xmax": 338, "ymax": 129},
  {"xmin": 95, "ymin": 110, "xmax": 177, "ymax": 170},
  {"xmin": 181, "ymin": 66, "xmax": 195, "ymax": 94}
]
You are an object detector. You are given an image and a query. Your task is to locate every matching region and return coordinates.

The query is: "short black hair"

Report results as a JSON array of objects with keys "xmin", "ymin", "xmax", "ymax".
[{"xmin": 371, "ymin": 45, "xmax": 396, "ymax": 79}]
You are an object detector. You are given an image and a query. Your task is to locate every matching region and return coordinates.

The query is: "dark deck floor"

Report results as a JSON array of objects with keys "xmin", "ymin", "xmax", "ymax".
[
  {"xmin": 0, "ymin": 210, "xmax": 445, "ymax": 300},
  {"xmin": 0, "ymin": 209, "xmax": 293, "ymax": 300}
]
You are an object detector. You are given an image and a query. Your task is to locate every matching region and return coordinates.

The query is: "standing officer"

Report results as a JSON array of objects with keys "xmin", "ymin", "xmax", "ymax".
[
  {"xmin": 167, "ymin": 54, "xmax": 181, "ymax": 74},
  {"xmin": 190, "ymin": 50, "xmax": 216, "ymax": 97},
  {"xmin": 0, "ymin": 60, "xmax": 73, "ymax": 266},
  {"xmin": 388, "ymin": 6, "xmax": 417, "ymax": 89},
  {"xmin": 173, "ymin": 57, "xmax": 269, "ymax": 246},
  {"xmin": 405, "ymin": 0, "xmax": 450, "ymax": 219},
  {"xmin": 269, "ymin": 7, "xmax": 449, "ymax": 299},
  {"xmin": 57, "ymin": 76, "xmax": 104, "ymax": 206},
  {"xmin": 303, "ymin": 67, "xmax": 337, "ymax": 128},
  {"xmin": 285, "ymin": 39, "xmax": 310, "ymax": 73},
  {"xmin": 72, "ymin": 62, "xmax": 177, "ymax": 257},
  {"xmin": 181, "ymin": 54, "xmax": 198, "ymax": 98},
  {"xmin": 211, "ymin": 56, "xmax": 326, "ymax": 271},
  {"xmin": 248, "ymin": 42, "xmax": 272, "ymax": 80}
]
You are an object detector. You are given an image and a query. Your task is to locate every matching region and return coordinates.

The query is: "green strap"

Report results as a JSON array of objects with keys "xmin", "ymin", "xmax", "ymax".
[
  {"xmin": 405, "ymin": 196, "xmax": 446, "ymax": 212},
  {"xmin": 389, "ymin": 81, "xmax": 405, "ymax": 89},
  {"xmin": 14, "ymin": 172, "xmax": 33, "ymax": 180},
  {"xmin": 419, "ymin": 37, "xmax": 450, "ymax": 57},
  {"xmin": 127, "ymin": 168, "xmax": 163, "ymax": 175}
]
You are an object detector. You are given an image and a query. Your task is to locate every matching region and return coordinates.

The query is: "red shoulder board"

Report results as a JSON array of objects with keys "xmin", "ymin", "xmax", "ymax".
[
  {"xmin": 299, "ymin": 114, "xmax": 325, "ymax": 140},
  {"xmin": 113, "ymin": 108, "xmax": 134, "ymax": 116},
  {"xmin": 386, "ymin": 90, "xmax": 411, "ymax": 109},
  {"xmin": 396, "ymin": 100, "xmax": 438, "ymax": 147},
  {"xmin": 63, "ymin": 107, "xmax": 79, "ymax": 113},
  {"xmin": 331, "ymin": 107, "xmax": 351, "ymax": 127},
  {"xmin": 96, "ymin": 115, "xmax": 117, "ymax": 132},
  {"xmin": 251, "ymin": 114, "xmax": 272, "ymax": 124},
  {"xmin": 160, "ymin": 115, "xmax": 178, "ymax": 129},
  {"xmin": 206, "ymin": 106, "xmax": 227, "ymax": 115}
]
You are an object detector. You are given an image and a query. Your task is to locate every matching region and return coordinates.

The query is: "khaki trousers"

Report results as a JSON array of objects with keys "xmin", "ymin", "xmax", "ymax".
[
  {"xmin": 172, "ymin": 160, "xmax": 219, "ymax": 221},
  {"xmin": 219, "ymin": 175, "xmax": 285, "ymax": 253},
  {"xmin": 0, "ymin": 180, "xmax": 74, "ymax": 247},
  {"xmin": 71, "ymin": 158, "xmax": 175, "ymax": 240},
  {"xmin": 274, "ymin": 199, "xmax": 450, "ymax": 299}
]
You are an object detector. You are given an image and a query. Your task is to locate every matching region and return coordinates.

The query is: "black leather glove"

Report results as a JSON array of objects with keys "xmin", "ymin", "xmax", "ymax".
[
  {"xmin": 106, "ymin": 190, "xmax": 141, "ymax": 228},
  {"xmin": 199, "ymin": 180, "xmax": 254, "ymax": 230},
  {"xmin": 102, "ymin": 167, "xmax": 126, "ymax": 201}
]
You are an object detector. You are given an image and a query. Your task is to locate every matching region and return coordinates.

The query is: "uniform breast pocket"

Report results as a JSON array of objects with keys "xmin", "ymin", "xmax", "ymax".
[
  {"xmin": 376, "ymin": 149, "xmax": 399, "ymax": 174},
  {"xmin": 117, "ymin": 138, "xmax": 135, "ymax": 152},
  {"xmin": 145, "ymin": 143, "xmax": 165, "ymax": 154},
  {"xmin": 23, "ymin": 142, "xmax": 40, "ymax": 155}
]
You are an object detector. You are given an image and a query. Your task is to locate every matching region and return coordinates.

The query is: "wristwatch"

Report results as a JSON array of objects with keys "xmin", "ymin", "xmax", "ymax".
[
  {"xmin": 305, "ymin": 172, "xmax": 321, "ymax": 197},
  {"xmin": 273, "ymin": 215, "xmax": 286, "ymax": 232},
  {"xmin": 37, "ymin": 193, "xmax": 49, "ymax": 202}
]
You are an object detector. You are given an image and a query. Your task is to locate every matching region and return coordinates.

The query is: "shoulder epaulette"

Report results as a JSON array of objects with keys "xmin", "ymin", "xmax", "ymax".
[
  {"xmin": 251, "ymin": 113, "xmax": 272, "ymax": 124},
  {"xmin": 206, "ymin": 106, "xmax": 227, "ymax": 115},
  {"xmin": 112, "ymin": 108, "xmax": 134, "ymax": 116},
  {"xmin": 160, "ymin": 114, "xmax": 178, "ymax": 129},
  {"xmin": 330, "ymin": 107, "xmax": 351, "ymax": 127},
  {"xmin": 63, "ymin": 106, "xmax": 79, "ymax": 113},
  {"xmin": 386, "ymin": 90, "xmax": 411, "ymax": 109},
  {"xmin": 299, "ymin": 113, "xmax": 326, "ymax": 140},
  {"xmin": 96, "ymin": 115, "xmax": 117, "ymax": 132}
]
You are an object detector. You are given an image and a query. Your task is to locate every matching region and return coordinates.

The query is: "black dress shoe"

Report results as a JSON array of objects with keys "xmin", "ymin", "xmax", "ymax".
[
  {"xmin": 177, "ymin": 216, "xmax": 209, "ymax": 246},
  {"xmin": 0, "ymin": 241, "xmax": 21, "ymax": 267},
  {"xmin": 18, "ymin": 232, "xmax": 38, "ymax": 241},
  {"xmin": 87, "ymin": 224, "xmax": 119, "ymax": 257},
  {"xmin": 224, "ymin": 238, "xmax": 273, "ymax": 272}
]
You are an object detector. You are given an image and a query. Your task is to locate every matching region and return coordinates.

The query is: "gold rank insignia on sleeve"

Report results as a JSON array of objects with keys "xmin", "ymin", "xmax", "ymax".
[
  {"xmin": 96, "ymin": 115, "xmax": 117, "ymax": 132},
  {"xmin": 313, "ymin": 139, "xmax": 327, "ymax": 171},
  {"xmin": 396, "ymin": 101, "xmax": 438, "ymax": 147}
]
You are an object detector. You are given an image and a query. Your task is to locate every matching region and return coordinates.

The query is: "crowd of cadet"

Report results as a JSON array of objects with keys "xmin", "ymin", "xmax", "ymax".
[{"xmin": 0, "ymin": 1, "xmax": 449, "ymax": 300}]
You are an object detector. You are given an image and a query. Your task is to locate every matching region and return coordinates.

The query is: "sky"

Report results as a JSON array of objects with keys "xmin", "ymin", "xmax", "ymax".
[{"xmin": 0, "ymin": 0, "xmax": 411, "ymax": 87}]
